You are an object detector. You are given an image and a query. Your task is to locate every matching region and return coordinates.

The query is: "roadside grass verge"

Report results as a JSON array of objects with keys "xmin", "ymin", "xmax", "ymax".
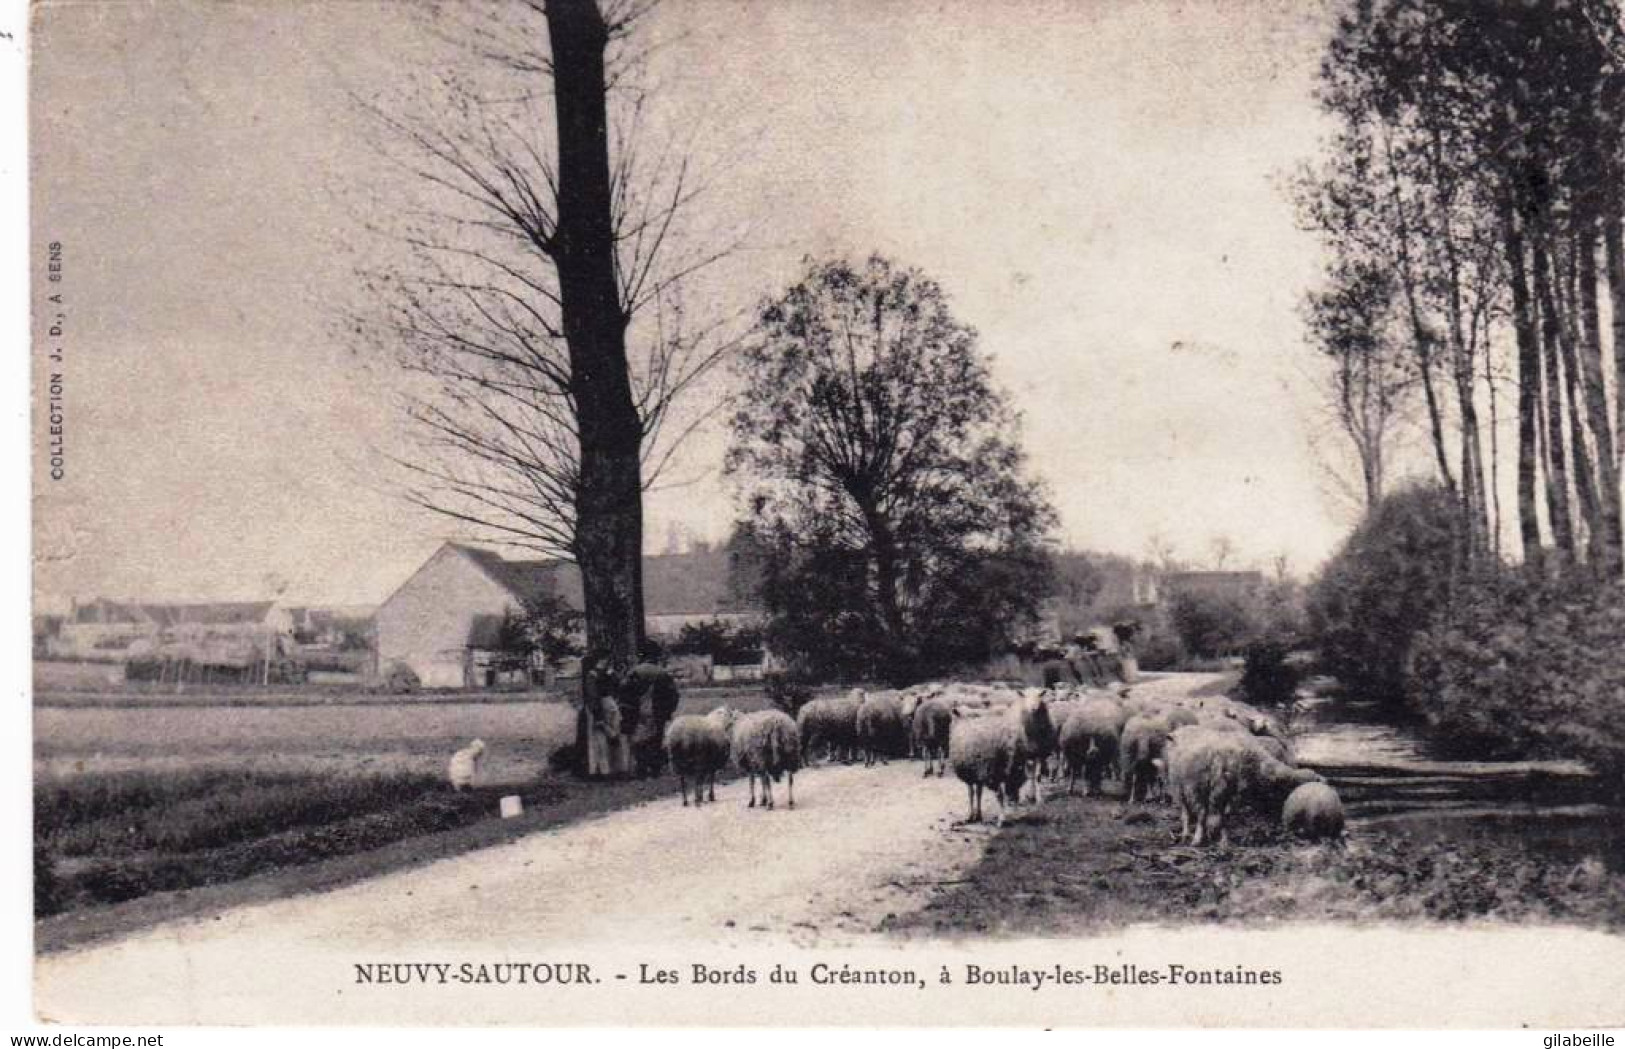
[
  {"xmin": 883, "ymin": 787, "xmax": 1625, "ymax": 938},
  {"xmin": 33, "ymin": 769, "xmax": 733, "ymax": 954},
  {"xmin": 35, "ymin": 770, "xmax": 547, "ymax": 914}
]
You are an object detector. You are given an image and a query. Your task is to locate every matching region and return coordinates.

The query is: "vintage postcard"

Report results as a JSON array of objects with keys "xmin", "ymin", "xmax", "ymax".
[{"xmin": 25, "ymin": 0, "xmax": 1625, "ymax": 1031}]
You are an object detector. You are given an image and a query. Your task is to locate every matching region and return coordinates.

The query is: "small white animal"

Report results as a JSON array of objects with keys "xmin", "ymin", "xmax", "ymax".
[{"xmin": 448, "ymin": 739, "xmax": 487, "ymax": 791}]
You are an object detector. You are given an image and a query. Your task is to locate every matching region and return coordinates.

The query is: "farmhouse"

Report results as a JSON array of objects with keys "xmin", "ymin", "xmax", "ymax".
[{"xmin": 374, "ymin": 542, "xmax": 762, "ymax": 688}]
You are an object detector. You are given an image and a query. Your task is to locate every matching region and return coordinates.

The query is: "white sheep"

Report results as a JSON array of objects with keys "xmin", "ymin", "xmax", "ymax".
[
  {"xmin": 855, "ymin": 689, "xmax": 908, "ymax": 766},
  {"xmin": 663, "ymin": 706, "xmax": 738, "ymax": 807},
  {"xmin": 729, "ymin": 709, "xmax": 802, "ymax": 810},
  {"xmin": 1165, "ymin": 726, "xmax": 1323, "ymax": 846},
  {"xmin": 796, "ymin": 693, "xmax": 862, "ymax": 764},
  {"xmin": 1057, "ymin": 698, "xmax": 1126, "ymax": 796},
  {"xmin": 911, "ymin": 696, "xmax": 954, "ymax": 777},
  {"xmin": 947, "ymin": 690, "xmax": 1056, "ymax": 825},
  {"xmin": 1120, "ymin": 714, "xmax": 1173, "ymax": 803},
  {"xmin": 447, "ymin": 739, "xmax": 486, "ymax": 791},
  {"xmin": 1282, "ymin": 781, "xmax": 1345, "ymax": 842}
]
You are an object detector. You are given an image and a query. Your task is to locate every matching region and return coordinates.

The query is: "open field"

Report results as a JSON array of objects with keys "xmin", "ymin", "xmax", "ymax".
[{"xmin": 34, "ymin": 686, "xmax": 779, "ymax": 779}]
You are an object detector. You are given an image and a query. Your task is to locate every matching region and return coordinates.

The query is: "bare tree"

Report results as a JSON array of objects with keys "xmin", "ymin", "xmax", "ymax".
[
  {"xmin": 349, "ymin": 0, "xmax": 742, "ymax": 666},
  {"xmin": 1143, "ymin": 533, "xmax": 1180, "ymax": 575},
  {"xmin": 1300, "ymin": 262, "xmax": 1413, "ymax": 511}
]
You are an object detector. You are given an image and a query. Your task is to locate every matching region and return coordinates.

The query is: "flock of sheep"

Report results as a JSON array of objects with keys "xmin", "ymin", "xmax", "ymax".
[{"xmin": 647, "ymin": 679, "xmax": 1346, "ymax": 847}]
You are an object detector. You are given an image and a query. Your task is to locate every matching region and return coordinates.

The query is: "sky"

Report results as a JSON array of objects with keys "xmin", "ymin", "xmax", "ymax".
[{"xmin": 30, "ymin": 0, "xmax": 1353, "ymax": 610}]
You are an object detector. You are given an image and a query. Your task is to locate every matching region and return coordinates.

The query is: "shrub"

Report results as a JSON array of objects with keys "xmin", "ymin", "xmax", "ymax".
[
  {"xmin": 1408, "ymin": 572, "xmax": 1625, "ymax": 785},
  {"xmin": 381, "ymin": 661, "xmax": 421, "ymax": 694},
  {"xmin": 1133, "ymin": 630, "xmax": 1182, "ymax": 671},
  {"xmin": 1307, "ymin": 483, "xmax": 1460, "ymax": 705},
  {"xmin": 1236, "ymin": 638, "xmax": 1300, "ymax": 707},
  {"xmin": 763, "ymin": 668, "xmax": 814, "ymax": 716},
  {"xmin": 1167, "ymin": 589, "xmax": 1258, "ymax": 660}
]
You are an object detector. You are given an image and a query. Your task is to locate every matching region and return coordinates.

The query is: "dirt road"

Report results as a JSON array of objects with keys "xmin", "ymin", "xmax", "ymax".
[{"xmin": 35, "ymin": 755, "xmax": 990, "ymax": 1023}]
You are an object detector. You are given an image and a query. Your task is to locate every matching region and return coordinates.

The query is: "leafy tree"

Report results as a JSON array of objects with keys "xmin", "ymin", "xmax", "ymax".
[
  {"xmin": 668, "ymin": 618, "xmax": 763, "ymax": 664},
  {"xmin": 1299, "ymin": 0, "xmax": 1625, "ymax": 575},
  {"xmin": 494, "ymin": 592, "xmax": 585, "ymax": 674},
  {"xmin": 727, "ymin": 256, "xmax": 1056, "ymax": 682}
]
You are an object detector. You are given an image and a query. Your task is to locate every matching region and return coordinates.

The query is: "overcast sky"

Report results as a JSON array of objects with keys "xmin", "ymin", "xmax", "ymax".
[{"xmin": 31, "ymin": 0, "xmax": 1359, "ymax": 609}]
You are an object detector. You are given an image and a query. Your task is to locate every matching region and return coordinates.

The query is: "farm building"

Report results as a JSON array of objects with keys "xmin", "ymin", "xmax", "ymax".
[
  {"xmin": 51, "ymin": 598, "xmax": 284, "ymax": 662},
  {"xmin": 374, "ymin": 542, "xmax": 763, "ymax": 688},
  {"xmin": 1161, "ymin": 570, "xmax": 1266, "ymax": 600}
]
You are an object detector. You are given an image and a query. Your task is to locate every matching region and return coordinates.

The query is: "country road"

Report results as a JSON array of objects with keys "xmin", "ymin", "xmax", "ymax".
[{"xmin": 34, "ymin": 754, "xmax": 989, "ymax": 1023}]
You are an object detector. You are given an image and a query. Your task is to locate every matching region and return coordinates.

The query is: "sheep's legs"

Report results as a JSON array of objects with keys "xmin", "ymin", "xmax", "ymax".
[
  {"xmin": 762, "ymin": 776, "xmax": 775, "ymax": 810},
  {"xmin": 679, "ymin": 775, "xmax": 690, "ymax": 807},
  {"xmin": 747, "ymin": 774, "xmax": 758, "ymax": 808},
  {"xmin": 786, "ymin": 772, "xmax": 795, "ymax": 810},
  {"xmin": 706, "ymin": 776, "xmax": 716, "ymax": 803},
  {"xmin": 965, "ymin": 783, "xmax": 979, "ymax": 823}
]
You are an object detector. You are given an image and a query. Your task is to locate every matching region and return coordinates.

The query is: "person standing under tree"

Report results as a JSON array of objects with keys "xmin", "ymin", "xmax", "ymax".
[
  {"xmin": 578, "ymin": 650, "xmax": 625, "ymax": 778},
  {"xmin": 620, "ymin": 659, "xmax": 681, "ymax": 777}
]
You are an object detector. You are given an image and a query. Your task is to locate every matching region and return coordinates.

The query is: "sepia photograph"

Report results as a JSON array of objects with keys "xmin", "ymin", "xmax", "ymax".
[{"xmin": 21, "ymin": 0, "xmax": 1625, "ymax": 1030}]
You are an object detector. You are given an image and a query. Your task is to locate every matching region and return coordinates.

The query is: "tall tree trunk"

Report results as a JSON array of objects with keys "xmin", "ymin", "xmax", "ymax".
[
  {"xmin": 1533, "ymin": 236, "xmax": 1577, "ymax": 565},
  {"xmin": 548, "ymin": 0, "xmax": 646, "ymax": 668},
  {"xmin": 1569, "ymin": 219, "xmax": 1620, "ymax": 575},
  {"xmin": 1380, "ymin": 128, "xmax": 1457, "ymax": 500},
  {"xmin": 1604, "ymin": 206, "xmax": 1625, "ymax": 577},
  {"xmin": 1501, "ymin": 197, "xmax": 1545, "ymax": 568},
  {"xmin": 1484, "ymin": 330, "xmax": 1503, "ymax": 561}
]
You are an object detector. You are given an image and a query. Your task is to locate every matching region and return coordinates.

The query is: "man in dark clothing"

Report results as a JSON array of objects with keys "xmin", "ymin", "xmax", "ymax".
[
  {"xmin": 1038, "ymin": 648, "xmax": 1081, "ymax": 689},
  {"xmin": 620, "ymin": 661, "xmax": 681, "ymax": 777}
]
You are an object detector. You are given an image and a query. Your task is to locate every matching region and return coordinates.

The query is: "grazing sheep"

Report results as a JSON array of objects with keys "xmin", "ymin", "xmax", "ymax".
[
  {"xmin": 1196, "ymin": 712, "xmax": 1252, "ymax": 735},
  {"xmin": 447, "ymin": 739, "xmax": 486, "ymax": 791},
  {"xmin": 1041, "ymin": 698, "xmax": 1084, "ymax": 780},
  {"xmin": 729, "ymin": 709, "xmax": 802, "ymax": 810},
  {"xmin": 1120, "ymin": 715, "xmax": 1173, "ymax": 803},
  {"xmin": 911, "ymin": 697, "xmax": 954, "ymax": 777},
  {"xmin": 1282, "ymin": 781, "xmax": 1345, "ymax": 842},
  {"xmin": 947, "ymin": 690, "xmax": 1056, "ymax": 825},
  {"xmin": 796, "ymin": 692, "xmax": 862, "ymax": 764},
  {"xmin": 663, "ymin": 707, "xmax": 738, "ymax": 807},
  {"xmin": 1249, "ymin": 733, "xmax": 1294, "ymax": 765},
  {"xmin": 1165, "ymin": 727, "xmax": 1324, "ymax": 846},
  {"xmin": 855, "ymin": 690, "xmax": 908, "ymax": 766},
  {"xmin": 1058, "ymin": 699, "xmax": 1126, "ymax": 796},
  {"xmin": 1164, "ymin": 706, "xmax": 1200, "ymax": 729}
]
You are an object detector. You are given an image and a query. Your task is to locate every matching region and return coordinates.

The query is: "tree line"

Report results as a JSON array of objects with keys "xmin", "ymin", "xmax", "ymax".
[{"xmin": 1295, "ymin": 0, "xmax": 1625, "ymax": 579}]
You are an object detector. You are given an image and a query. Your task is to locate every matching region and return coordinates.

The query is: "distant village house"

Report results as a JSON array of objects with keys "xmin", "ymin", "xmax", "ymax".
[{"xmin": 373, "ymin": 542, "xmax": 764, "ymax": 689}]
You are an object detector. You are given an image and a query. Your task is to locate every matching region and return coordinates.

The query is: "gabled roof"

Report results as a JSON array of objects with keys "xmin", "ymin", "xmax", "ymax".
[
  {"xmin": 449, "ymin": 543, "xmax": 581, "ymax": 607},
  {"xmin": 425, "ymin": 542, "xmax": 762, "ymax": 618}
]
